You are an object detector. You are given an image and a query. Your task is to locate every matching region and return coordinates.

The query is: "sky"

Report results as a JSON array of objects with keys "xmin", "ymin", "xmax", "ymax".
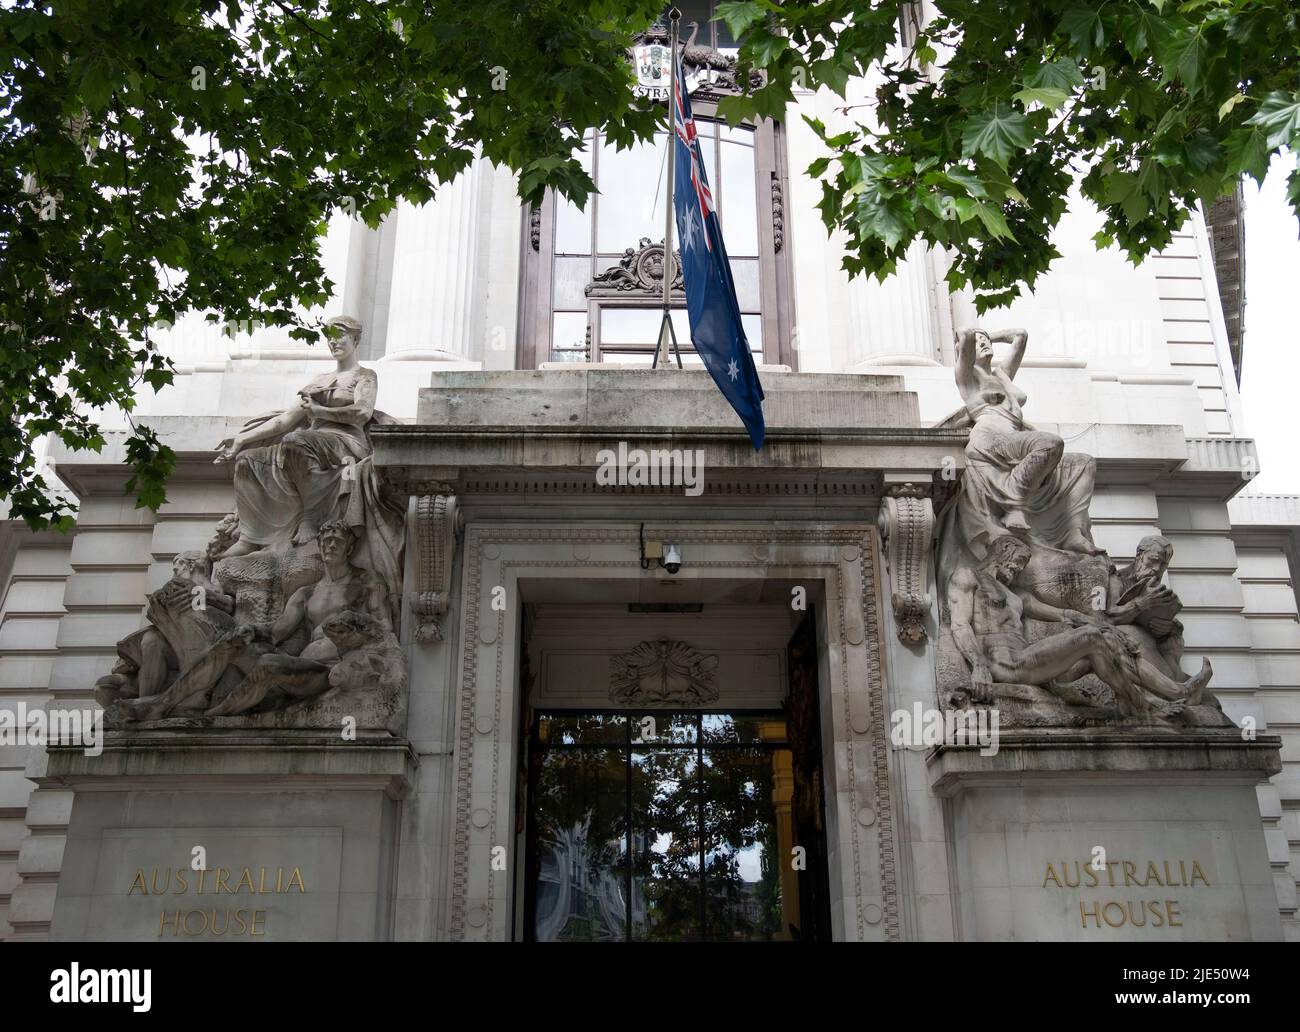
[{"xmin": 1240, "ymin": 151, "xmax": 1300, "ymax": 495}]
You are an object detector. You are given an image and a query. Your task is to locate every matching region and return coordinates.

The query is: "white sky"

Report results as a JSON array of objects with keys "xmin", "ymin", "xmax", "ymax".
[{"xmin": 1240, "ymin": 150, "xmax": 1300, "ymax": 494}]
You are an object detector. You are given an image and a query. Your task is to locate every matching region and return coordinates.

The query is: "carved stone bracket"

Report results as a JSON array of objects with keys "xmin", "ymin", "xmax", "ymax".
[
  {"xmin": 771, "ymin": 175, "xmax": 784, "ymax": 253},
  {"xmin": 877, "ymin": 484, "xmax": 935, "ymax": 644},
  {"xmin": 528, "ymin": 203, "xmax": 541, "ymax": 251},
  {"xmin": 413, "ymin": 494, "xmax": 462, "ymax": 644}
]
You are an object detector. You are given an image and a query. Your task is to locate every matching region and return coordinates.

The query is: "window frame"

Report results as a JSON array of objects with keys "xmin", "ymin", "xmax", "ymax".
[{"xmin": 517, "ymin": 101, "xmax": 796, "ymax": 369}]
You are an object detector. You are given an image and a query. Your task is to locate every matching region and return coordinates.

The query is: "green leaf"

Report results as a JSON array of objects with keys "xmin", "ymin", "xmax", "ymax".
[
  {"xmin": 1117, "ymin": 8, "xmax": 1171, "ymax": 58},
  {"xmin": 961, "ymin": 105, "xmax": 1031, "ymax": 168},
  {"xmin": 79, "ymin": 59, "xmax": 115, "ymax": 112},
  {"xmin": 1025, "ymin": 58, "xmax": 1085, "ymax": 92},
  {"xmin": 854, "ymin": 189, "xmax": 911, "ymax": 250},
  {"xmin": 1183, "ymin": 131, "xmax": 1221, "ymax": 174},
  {"xmin": 749, "ymin": 31, "xmax": 790, "ymax": 67},
  {"xmin": 972, "ymin": 201, "xmax": 1014, "ymax": 240},
  {"xmin": 1158, "ymin": 27, "xmax": 1208, "ymax": 94},
  {"xmin": 715, "ymin": 0, "xmax": 767, "ymax": 39},
  {"xmin": 1059, "ymin": 8, "xmax": 1105, "ymax": 53},
  {"xmin": 942, "ymin": 167, "xmax": 990, "ymax": 200},
  {"xmin": 1225, "ymin": 125, "xmax": 1271, "ymax": 182},
  {"xmin": 1245, "ymin": 91, "xmax": 1300, "ymax": 150},
  {"xmin": 1013, "ymin": 87, "xmax": 1070, "ymax": 112},
  {"xmin": 1217, "ymin": 92, "xmax": 1246, "ymax": 121}
]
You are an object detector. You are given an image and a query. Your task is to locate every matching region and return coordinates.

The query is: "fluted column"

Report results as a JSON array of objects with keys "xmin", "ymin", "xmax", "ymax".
[
  {"xmin": 382, "ymin": 162, "xmax": 484, "ymax": 361},
  {"xmin": 844, "ymin": 239, "xmax": 943, "ymax": 367}
]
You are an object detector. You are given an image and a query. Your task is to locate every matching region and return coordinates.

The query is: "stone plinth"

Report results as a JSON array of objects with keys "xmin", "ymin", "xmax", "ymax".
[
  {"xmin": 928, "ymin": 732, "xmax": 1283, "ymax": 941},
  {"xmin": 414, "ymin": 368, "xmax": 919, "ymax": 429},
  {"xmin": 41, "ymin": 732, "xmax": 415, "ymax": 942}
]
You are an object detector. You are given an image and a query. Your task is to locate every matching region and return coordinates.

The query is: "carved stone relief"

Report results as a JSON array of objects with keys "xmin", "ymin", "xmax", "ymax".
[
  {"xmin": 936, "ymin": 328, "xmax": 1231, "ymax": 729},
  {"xmin": 608, "ymin": 638, "xmax": 720, "ymax": 706},
  {"xmin": 99, "ymin": 316, "xmax": 409, "ymax": 732},
  {"xmin": 586, "ymin": 237, "xmax": 684, "ymax": 298}
]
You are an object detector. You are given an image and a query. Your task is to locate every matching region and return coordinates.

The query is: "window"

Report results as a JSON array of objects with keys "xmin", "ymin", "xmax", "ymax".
[{"xmin": 518, "ymin": 28, "xmax": 795, "ymax": 368}]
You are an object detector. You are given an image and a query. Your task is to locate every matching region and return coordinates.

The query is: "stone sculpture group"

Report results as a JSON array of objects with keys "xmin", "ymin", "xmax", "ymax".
[
  {"xmin": 937, "ymin": 328, "xmax": 1230, "ymax": 728},
  {"xmin": 94, "ymin": 316, "xmax": 1229, "ymax": 734},
  {"xmin": 97, "ymin": 317, "xmax": 407, "ymax": 732}
]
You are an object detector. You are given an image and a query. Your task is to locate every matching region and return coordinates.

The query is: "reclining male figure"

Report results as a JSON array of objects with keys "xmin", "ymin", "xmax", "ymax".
[{"xmin": 946, "ymin": 537, "xmax": 1211, "ymax": 718}]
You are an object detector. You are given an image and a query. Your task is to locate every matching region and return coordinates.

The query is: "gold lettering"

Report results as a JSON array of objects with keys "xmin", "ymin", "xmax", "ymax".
[
  {"xmin": 1167, "ymin": 900, "xmax": 1183, "ymax": 927},
  {"xmin": 149, "ymin": 867, "xmax": 171, "ymax": 895},
  {"xmin": 258, "ymin": 867, "xmax": 268, "ymax": 894},
  {"xmin": 1164, "ymin": 860, "xmax": 1178, "ymax": 886},
  {"xmin": 1079, "ymin": 900, "xmax": 1102, "ymax": 928},
  {"xmin": 1190, "ymin": 860, "xmax": 1210, "ymax": 887},
  {"xmin": 158, "ymin": 910, "xmax": 182, "ymax": 937},
  {"xmin": 1122, "ymin": 860, "xmax": 1138, "ymax": 886},
  {"xmin": 1145, "ymin": 862, "xmax": 1163, "ymax": 887},
  {"xmin": 182, "ymin": 909, "xmax": 207, "ymax": 936},
  {"xmin": 1147, "ymin": 900, "xmax": 1165, "ymax": 928},
  {"xmin": 1105, "ymin": 861, "xmax": 1119, "ymax": 887},
  {"xmin": 275, "ymin": 868, "xmax": 284, "ymax": 893},
  {"xmin": 287, "ymin": 866, "xmax": 305, "ymax": 893},
  {"xmin": 1101, "ymin": 902, "xmax": 1126, "ymax": 928},
  {"xmin": 1179, "ymin": 860, "xmax": 1189, "ymax": 885},
  {"xmin": 233, "ymin": 867, "xmax": 256, "ymax": 893},
  {"xmin": 1043, "ymin": 863, "xmax": 1062, "ymax": 888},
  {"xmin": 215, "ymin": 867, "xmax": 231, "ymax": 894},
  {"xmin": 129, "ymin": 870, "xmax": 147, "ymax": 896},
  {"xmin": 210, "ymin": 908, "xmax": 229, "ymax": 935},
  {"xmin": 197, "ymin": 867, "xmax": 209, "ymax": 894},
  {"xmin": 251, "ymin": 909, "xmax": 267, "ymax": 936},
  {"xmin": 1084, "ymin": 864, "xmax": 1099, "ymax": 887},
  {"xmin": 1062, "ymin": 862, "xmax": 1081, "ymax": 888},
  {"xmin": 174, "ymin": 868, "xmax": 188, "ymax": 894},
  {"xmin": 232, "ymin": 908, "xmax": 248, "ymax": 935}
]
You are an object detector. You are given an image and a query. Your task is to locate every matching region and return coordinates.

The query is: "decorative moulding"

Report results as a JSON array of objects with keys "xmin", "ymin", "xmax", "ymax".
[
  {"xmin": 412, "ymin": 493, "xmax": 461, "ymax": 644},
  {"xmin": 876, "ymin": 483, "xmax": 935, "ymax": 644}
]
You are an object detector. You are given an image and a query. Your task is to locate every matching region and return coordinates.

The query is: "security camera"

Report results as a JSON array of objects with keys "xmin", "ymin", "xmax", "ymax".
[{"xmin": 661, "ymin": 543, "xmax": 682, "ymax": 575}]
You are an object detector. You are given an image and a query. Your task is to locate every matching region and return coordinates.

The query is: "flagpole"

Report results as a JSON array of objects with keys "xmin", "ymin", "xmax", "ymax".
[{"xmin": 654, "ymin": 8, "xmax": 683, "ymax": 370}]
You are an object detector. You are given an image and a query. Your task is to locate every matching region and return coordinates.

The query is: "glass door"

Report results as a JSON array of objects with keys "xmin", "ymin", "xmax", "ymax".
[{"xmin": 524, "ymin": 710, "xmax": 827, "ymax": 941}]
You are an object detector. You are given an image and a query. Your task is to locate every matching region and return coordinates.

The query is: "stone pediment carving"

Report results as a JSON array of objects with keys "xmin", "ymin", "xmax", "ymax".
[
  {"xmin": 609, "ymin": 638, "xmax": 719, "ymax": 706},
  {"xmin": 586, "ymin": 237, "xmax": 684, "ymax": 298}
]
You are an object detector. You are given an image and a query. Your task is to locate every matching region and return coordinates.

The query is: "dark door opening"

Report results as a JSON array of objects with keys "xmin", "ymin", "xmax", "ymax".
[{"xmin": 523, "ymin": 702, "xmax": 831, "ymax": 941}]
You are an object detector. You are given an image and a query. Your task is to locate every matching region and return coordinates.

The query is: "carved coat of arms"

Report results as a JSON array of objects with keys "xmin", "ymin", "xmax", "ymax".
[
  {"xmin": 609, "ymin": 638, "xmax": 719, "ymax": 706},
  {"xmin": 633, "ymin": 44, "xmax": 671, "ymax": 96}
]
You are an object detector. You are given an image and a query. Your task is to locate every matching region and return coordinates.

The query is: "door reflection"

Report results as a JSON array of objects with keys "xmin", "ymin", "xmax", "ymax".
[{"xmin": 527, "ymin": 711, "xmax": 816, "ymax": 942}]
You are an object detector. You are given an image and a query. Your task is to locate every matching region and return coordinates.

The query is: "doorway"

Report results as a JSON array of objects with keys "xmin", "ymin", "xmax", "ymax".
[{"xmin": 521, "ymin": 611, "xmax": 831, "ymax": 942}]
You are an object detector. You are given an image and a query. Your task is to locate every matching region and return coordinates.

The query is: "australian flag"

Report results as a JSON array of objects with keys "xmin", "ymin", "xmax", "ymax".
[{"xmin": 671, "ymin": 57, "xmax": 766, "ymax": 449}]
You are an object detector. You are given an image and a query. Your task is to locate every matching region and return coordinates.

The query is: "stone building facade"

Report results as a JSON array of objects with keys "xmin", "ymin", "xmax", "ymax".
[{"xmin": 1, "ymin": 16, "xmax": 1297, "ymax": 942}]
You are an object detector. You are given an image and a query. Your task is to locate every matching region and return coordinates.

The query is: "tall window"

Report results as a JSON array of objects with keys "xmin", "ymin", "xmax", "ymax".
[{"xmin": 518, "ymin": 35, "xmax": 795, "ymax": 367}]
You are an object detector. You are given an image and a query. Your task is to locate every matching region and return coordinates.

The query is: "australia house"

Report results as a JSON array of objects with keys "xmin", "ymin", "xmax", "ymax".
[{"xmin": 1, "ymin": 7, "xmax": 1297, "ymax": 942}]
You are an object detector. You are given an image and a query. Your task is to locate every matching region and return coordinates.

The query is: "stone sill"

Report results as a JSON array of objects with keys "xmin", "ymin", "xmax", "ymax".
[
  {"xmin": 928, "ymin": 731, "xmax": 1283, "ymax": 796},
  {"xmin": 39, "ymin": 733, "xmax": 418, "ymax": 798}
]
